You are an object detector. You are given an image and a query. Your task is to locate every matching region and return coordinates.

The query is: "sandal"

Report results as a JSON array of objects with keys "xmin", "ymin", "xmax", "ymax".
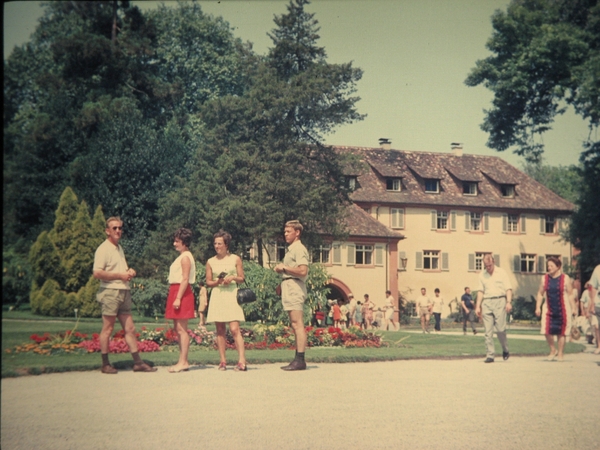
[
  {"xmin": 234, "ymin": 362, "xmax": 247, "ymax": 372},
  {"xmin": 218, "ymin": 362, "xmax": 227, "ymax": 371}
]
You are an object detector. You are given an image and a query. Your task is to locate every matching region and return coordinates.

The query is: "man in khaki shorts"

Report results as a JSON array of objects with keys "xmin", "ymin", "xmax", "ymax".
[
  {"xmin": 93, "ymin": 216, "xmax": 157, "ymax": 374},
  {"xmin": 416, "ymin": 288, "xmax": 432, "ymax": 333},
  {"xmin": 275, "ymin": 220, "xmax": 309, "ymax": 371}
]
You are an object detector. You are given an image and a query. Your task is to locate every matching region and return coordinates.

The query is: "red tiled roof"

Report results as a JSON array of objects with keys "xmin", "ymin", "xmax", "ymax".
[
  {"xmin": 343, "ymin": 204, "xmax": 405, "ymax": 240},
  {"xmin": 338, "ymin": 146, "xmax": 575, "ymax": 213}
]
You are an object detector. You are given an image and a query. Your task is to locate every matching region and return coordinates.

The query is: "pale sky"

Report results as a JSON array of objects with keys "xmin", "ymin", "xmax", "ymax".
[{"xmin": 4, "ymin": 0, "xmax": 592, "ymax": 168}]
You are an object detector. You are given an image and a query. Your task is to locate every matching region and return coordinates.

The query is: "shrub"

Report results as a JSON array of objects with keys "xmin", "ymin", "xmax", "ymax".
[
  {"xmin": 2, "ymin": 246, "xmax": 32, "ymax": 308},
  {"xmin": 131, "ymin": 278, "xmax": 169, "ymax": 318},
  {"xmin": 512, "ymin": 296, "xmax": 538, "ymax": 321}
]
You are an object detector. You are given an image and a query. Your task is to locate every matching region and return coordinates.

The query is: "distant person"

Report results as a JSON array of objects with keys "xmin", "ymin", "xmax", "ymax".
[
  {"xmin": 333, "ymin": 300, "xmax": 342, "ymax": 328},
  {"xmin": 93, "ymin": 216, "xmax": 157, "ymax": 374},
  {"xmin": 206, "ymin": 230, "xmax": 247, "ymax": 372},
  {"xmin": 431, "ymin": 288, "xmax": 444, "ymax": 333},
  {"xmin": 384, "ymin": 290, "xmax": 398, "ymax": 331},
  {"xmin": 355, "ymin": 301, "xmax": 363, "ymax": 329},
  {"xmin": 416, "ymin": 288, "xmax": 432, "ymax": 333},
  {"xmin": 475, "ymin": 254, "xmax": 511, "ymax": 363},
  {"xmin": 197, "ymin": 281, "xmax": 208, "ymax": 327},
  {"xmin": 580, "ymin": 283, "xmax": 597, "ymax": 346},
  {"xmin": 585, "ymin": 264, "xmax": 600, "ymax": 355},
  {"xmin": 362, "ymin": 294, "xmax": 374, "ymax": 329},
  {"xmin": 461, "ymin": 287, "xmax": 477, "ymax": 335},
  {"xmin": 164, "ymin": 228, "xmax": 196, "ymax": 373},
  {"xmin": 274, "ymin": 220, "xmax": 310, "ymax": 371},
  {"xmin": 535, "ymin": 257, "xmax": 576, "ymax": 361},
  {"xmin": 348, "ymin": 294, "xmax": 357, "ymax": 327}
]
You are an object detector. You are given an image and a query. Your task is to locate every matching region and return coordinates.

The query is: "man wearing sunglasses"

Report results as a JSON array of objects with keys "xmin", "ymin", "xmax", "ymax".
[{"xmin": 93, "ymin": 216, "xmax": 157, "ymax": 374}]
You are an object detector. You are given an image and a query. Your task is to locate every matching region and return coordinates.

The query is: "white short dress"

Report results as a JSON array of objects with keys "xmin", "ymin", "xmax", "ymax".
[{"xmin": 206, "ymin": 254, "xmax": 245, "ymax": 323}]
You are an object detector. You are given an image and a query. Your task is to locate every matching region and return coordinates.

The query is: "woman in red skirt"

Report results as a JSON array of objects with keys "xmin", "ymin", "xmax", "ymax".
[{"xmin": 165, "ymin": 228, "xmax": 196, "ymax": 372}]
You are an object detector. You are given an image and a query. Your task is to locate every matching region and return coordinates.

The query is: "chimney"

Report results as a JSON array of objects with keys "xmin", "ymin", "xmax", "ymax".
[
  {"xmin": 379, "ymin": 138, "xmax": 391, "ymax": 150},
  {"xmin": 451, "ymin": 142, "xmax": 463, "ymax": 156}
]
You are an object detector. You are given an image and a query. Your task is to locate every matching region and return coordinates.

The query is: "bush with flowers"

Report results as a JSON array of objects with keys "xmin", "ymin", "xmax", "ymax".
[{"xmin": 6, "ymin": 322, "xmax": 385, "ymax": 356}]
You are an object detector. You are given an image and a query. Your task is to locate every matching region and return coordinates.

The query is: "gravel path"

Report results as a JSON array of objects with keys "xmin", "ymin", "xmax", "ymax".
[{"xmin": 2, "ymin": 345, "xmax": 599, "ymax": 450}]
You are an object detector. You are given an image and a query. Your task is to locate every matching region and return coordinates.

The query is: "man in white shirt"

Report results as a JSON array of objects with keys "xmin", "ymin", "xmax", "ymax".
[
  {"xmin": 475, "ymin": 254, "xmax": 512, "ymax": 363},
  {"xmin": 415, "ymin": 288, "xmax": 432, "ymax": 333},
  {"xmin": 585, "ymin": 265, "xmax": 600, "ymax": 354},
  {"xmin": 93, "ymin": 216, "xmax": 157, "ymax": 374}
]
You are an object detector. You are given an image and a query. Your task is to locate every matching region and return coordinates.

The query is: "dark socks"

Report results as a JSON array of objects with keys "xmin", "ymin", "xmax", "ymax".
[
  {"xmin": 101, "ymin": 353, "xmax": 110, "ymax": 366},
  {"xmin": 131, "ymin": 352, "xmax": 143, "ymax": 364},
  {"xmin": 295, "ymin": 351, "xmax": 305, "ymax": 361}
]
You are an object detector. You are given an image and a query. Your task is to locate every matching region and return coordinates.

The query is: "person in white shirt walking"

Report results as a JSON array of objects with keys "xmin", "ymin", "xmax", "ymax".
[{"xmin": 475, "ymin": 254, "xmax": 512, "ymax": 363}]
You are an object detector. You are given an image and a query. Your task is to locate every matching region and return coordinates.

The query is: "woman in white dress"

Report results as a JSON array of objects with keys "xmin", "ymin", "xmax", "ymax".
[{"xmin": 206, "ymin": 230, "xmax": 247, "ymax": 371}]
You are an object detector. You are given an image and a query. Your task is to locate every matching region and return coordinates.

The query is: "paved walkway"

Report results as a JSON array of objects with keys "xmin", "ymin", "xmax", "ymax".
[{"xmin": 2, "ymin": 344, "xmax": 599, "ymax": 450}]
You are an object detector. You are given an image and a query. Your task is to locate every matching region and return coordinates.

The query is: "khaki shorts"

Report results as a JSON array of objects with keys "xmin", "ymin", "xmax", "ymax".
[
  {"xmin": 97, "ymin": 288, "xmax": 132, "ymax": 316},
  {"xmin": 419, "ymin": 307, "xmax": 430, "ymax": 317},
  {"xmin": 281, "ymin": 279, "xmax": 307, "ymax": 311}
]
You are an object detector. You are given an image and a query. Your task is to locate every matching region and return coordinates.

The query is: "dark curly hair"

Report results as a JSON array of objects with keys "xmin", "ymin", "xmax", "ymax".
[{"xmin": 173, "ymin": 228, "xmax": 193, "ymax": 247}]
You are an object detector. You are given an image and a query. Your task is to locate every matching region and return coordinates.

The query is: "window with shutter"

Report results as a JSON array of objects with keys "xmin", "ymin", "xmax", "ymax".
[
  {"xmin": 332, "ymin": 244, "xmax": 341, "ymax": 265},
  {"xmin": 441, "ymin": 252, "xmax": 449, "ymax": 271},
  {"xmin": 375, "ymin": 245, "xmax": 384, "ymax": 266},
  {"xmin": 538, "ymin": 255, "xmax": 546, "ymax": 274},
  {"xmin": 347, "ymin": 244, "xmax": 355, "ymax": 266},
  {"xmin": 513, "ymin": 255, "xmax": 521, "ymax": 273},
  {"xmin": 391, "ymin": 208, "xmax": 404, "ymax": 229},
  {"xmin": 415, "ymin": 251, "xmax": 423, "ymax": 270}
]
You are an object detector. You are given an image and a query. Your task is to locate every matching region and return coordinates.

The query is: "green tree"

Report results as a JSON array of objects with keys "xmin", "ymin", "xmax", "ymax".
[
  {"xmin": 521, "ymin": 160, "xmax": 582, "ymax": 203},
  {"xmin": 28, "ymin": 187, "xmax": 106, "ymax": 316},
  {"xmin": 4, "ymin": 1, "xmax": 244, "ymax": 251},
  {"xmin": 150, "ymin": 0, "xmax": 362, "ymax": 269},
  {"xmin": 465, "ymin": 0, "xmax": 599, "ymax": 162},
  {"xmin": 63, "ymin": 201, "xmax": 97, "ymax": 292},
  {"xmin": 569, "ymin": 143, "xmax": 600, "ymax": 279}
]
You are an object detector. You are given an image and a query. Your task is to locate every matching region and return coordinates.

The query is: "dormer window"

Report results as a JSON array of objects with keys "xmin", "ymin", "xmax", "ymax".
[
  {"xmin": 425, "ymin": 179, "xmax": 439, "ymax": 193},
  {"xmin": 386, "ymin": 178, "xmax": 401, "ymax": 191},
  {"xmin": 501, "ymin": 184, "xmax": 515, "ymax": 198},
  {"xmin": 463, "ymin": 182, "xmax": 477, "ymax": 196}
]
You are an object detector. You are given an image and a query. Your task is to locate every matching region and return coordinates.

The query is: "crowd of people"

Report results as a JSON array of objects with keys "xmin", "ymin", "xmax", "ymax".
[
  {"xmin": 311, "ymin": 291, "xmax": 399, "ymax": 331},
  {"xmin": 93, "ymin": 216, "xmax": 600, "ymax": 373}
]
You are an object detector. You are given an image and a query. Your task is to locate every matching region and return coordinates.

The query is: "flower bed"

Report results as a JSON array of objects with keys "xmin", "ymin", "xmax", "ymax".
[{"xmin": 6, "ymin": 324, "xmax": 385, "ymax": 355}]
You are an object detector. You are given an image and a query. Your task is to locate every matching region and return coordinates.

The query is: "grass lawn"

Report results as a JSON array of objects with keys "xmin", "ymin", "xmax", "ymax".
[{"xmin": 2, "ymin": 310, "xmax": 585, "ymax": 378}]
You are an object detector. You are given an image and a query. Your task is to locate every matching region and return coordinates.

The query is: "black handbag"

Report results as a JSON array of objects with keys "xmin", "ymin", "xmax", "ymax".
[{"xmin": 237, "ymin": 286, "xmax": 257, "ymax": 304}]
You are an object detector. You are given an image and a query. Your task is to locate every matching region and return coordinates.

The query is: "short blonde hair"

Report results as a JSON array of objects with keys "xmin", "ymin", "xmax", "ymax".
[
  {"xmin": 285, "ymin": 220, "xmax": 303, "ymax": 233},
  {"xmin": 106, "ymin": 216, "xmax": 122, "ymax": 228}
]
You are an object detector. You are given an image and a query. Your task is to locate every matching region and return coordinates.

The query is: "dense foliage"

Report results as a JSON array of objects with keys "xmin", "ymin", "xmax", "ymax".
[
  {"xmin": 465, "ymin": 0, "xmax": 599, "ymax": 162},
  {"xmin": 28, "ymin": 187, "xmax": 105, "ymax": 317}
]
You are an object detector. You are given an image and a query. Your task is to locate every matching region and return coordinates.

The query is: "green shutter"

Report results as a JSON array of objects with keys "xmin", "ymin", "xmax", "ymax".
[
  {"xmin": 347, "ymin": 244, "xmax": 355, "ymax": 266},
  {"xmin": 468, "ymin": 254, "xmax": 475, "ymax": 271},
  {"xmin": 441, "ymin": 252, "xmax": 449, "ymax": 271},
  {"xmin": 415, "ymin": 251, "xmax": 423, "ymax": 270}
]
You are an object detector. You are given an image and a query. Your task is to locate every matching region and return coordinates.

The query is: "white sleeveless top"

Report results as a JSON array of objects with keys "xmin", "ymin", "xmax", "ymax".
[{"xmin": 168, "ymin": 251, "xmax": 196, "ymax": 284}]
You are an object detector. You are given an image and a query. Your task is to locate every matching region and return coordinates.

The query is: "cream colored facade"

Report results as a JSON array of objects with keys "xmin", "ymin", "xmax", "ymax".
[{"xmin": 364, "ymin": 206, "xmax": 571, "ymax": 317}]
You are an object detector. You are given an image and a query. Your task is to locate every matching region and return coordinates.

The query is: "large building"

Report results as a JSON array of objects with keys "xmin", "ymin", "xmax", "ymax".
[{"xmin": 262, "ymin": 144, "xmax": 575, "ymax": 320}]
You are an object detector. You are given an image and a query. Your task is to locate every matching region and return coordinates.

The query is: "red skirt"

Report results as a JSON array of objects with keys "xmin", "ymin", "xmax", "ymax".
[{"xmin": 165, "ymin": 284, "xmax": 195, "ymax": 319}]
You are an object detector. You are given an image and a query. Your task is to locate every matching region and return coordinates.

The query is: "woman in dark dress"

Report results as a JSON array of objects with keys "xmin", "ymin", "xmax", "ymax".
[{"xmin": 535, "ymin": 256, "xmax": 575, "ymax": 361}]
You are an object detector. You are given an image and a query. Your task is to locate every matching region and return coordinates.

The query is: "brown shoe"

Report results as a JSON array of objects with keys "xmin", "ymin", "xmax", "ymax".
[
  {"xmin": 133, "ymin": 362, "xmax": 157, "ymax": 372},
  {"xmin": 281, "ymin": 359, "xmax": 306, "ymax": 371},
  {"xmin": 101, "ymin": 364, "xmax": 118, "ymax": 374}
]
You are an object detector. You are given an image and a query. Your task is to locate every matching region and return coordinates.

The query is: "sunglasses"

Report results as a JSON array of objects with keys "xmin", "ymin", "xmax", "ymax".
[{"xmin": 111, "ymin": 226, "xmax": 123, "ymax": 231}]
